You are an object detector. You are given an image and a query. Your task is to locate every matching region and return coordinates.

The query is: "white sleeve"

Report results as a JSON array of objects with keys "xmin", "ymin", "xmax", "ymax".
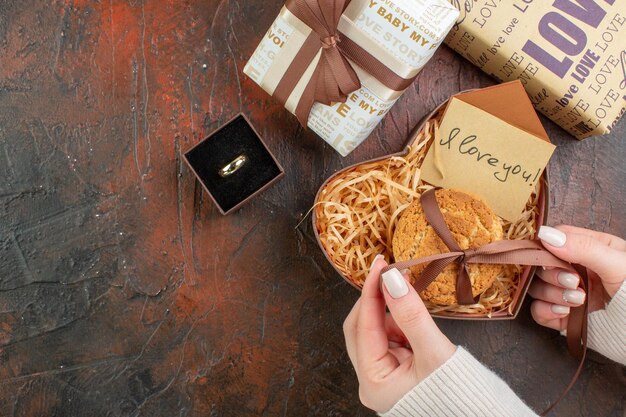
[
  {"xmin": 380, "ymin": 347, "xmax": 537, "ymax": 417},
  {"xmin": 381, "ymin": 282, "xmax": 626, "ymax": 416},
  {"xmin": 587, "ymin": 280, "xmax": 626, "ymax": 365}
]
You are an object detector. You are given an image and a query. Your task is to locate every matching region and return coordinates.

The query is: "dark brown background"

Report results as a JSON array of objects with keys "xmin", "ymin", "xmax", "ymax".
[{"xmin": 0, "ymin": 1, "xmax": 624, "ymax": 416}]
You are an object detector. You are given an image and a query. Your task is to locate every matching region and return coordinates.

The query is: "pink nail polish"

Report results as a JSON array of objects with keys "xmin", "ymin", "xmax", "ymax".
[
  {"xmin": 562, "ymin": 289, "xmax": 585, "ymax": 305},
  {"xmin": 538, "ymin": 226, "xmax": 566, "ymax": 248},
  {"xmin": 557, "ymin": 272, "xmax": 579, "ymax": 290},
  {"xmin": 382, "ymin": 269, "xmax": 409, "ymax": 299},
  {"xmin": 369, "ymin": 254, "xmax": 384, "ymax": 271},
  {"xmin": 551, "ymin": 304, "xmax": 570, "ymax": 315}
]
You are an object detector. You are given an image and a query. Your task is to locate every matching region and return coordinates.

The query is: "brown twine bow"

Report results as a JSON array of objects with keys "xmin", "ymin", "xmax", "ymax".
[
  {"xmin": 380, "ymin": 188, "xmax": 589, "ymax": 415},
  {"xmin": 273, "ymin": 0, "xmax": 417, "ymax": 126}
]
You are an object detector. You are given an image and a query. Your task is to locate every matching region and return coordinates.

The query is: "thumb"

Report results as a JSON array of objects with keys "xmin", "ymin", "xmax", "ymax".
[
  {"xmin": 538, "ymin": 225, "xmax": 626, "ymax": 297},
  {"xmin": 380, "ymin": 268, "xmax": 445, "ymax": 351}
]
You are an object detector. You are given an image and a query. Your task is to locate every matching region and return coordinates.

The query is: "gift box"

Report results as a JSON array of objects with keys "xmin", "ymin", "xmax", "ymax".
[
  {"xmin": 184, "ymin": 114, "xmax": 284, "ymax": 215},
  {"xmin": 444, "ymin": 1, "xmax": 626, "ymax": 139},
  {"xmin": 312, "ymin": 82, "xmax": 553, "ymax": 320},
  {"xmin": 243, "ymin": 0, "xmax": 459, "ymax": 156}
]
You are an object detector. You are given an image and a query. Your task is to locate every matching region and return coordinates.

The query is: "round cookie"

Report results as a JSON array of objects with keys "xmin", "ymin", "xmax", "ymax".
[{"xmin": 392, "ymin": 189, "xmax": 505, "ymax": 305}]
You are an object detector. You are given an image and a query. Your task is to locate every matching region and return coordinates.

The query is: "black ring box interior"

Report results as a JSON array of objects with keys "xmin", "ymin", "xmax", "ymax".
[{"xmin": 184, "ymin": 114, "xmax": 284, "ymax": 215}]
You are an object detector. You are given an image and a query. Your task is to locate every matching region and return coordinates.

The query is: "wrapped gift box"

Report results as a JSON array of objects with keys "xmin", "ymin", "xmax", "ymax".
[
  {"xmin": 244, "ymin": 0, "xmax": 459, "ymax": 156},
  {"xmin": 444, "ymin": 1, "xmax": 626, "ymax": 139}
]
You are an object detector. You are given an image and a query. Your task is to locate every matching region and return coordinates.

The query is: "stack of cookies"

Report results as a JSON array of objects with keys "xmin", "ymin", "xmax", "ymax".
[{"xmin": 392, "ymin": 189, "xmax": 506, "ymax": 306}]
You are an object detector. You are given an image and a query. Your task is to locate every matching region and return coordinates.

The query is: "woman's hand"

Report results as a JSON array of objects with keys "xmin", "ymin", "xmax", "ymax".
[
  {"xmin": 530, "ymin": 225, "xmax": 626, "ymax": 331},
  {"xmin": 343, "ymin": 255, "xmax": 456, "ymax": 413}
]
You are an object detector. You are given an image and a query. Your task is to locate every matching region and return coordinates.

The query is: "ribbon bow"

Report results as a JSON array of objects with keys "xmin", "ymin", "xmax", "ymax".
[
  {"xmin": 382, "ymin": 189, "xmax": 575, "ymax": 304},
  {"xmin": 272, "ymin": 0, "xmax": 417, "ymax": 127},
  {"xmin": 285, "ymin": 0, "xmax": 361, "ymax": 126}
]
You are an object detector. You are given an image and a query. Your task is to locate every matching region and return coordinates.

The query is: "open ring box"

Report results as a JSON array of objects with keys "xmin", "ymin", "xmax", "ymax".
[
  {"xmin": 312, "ymin": 84, "xmax": 550, "ymax": 320},
  {"xmin": 184, "ymin": 114, "xmax": 285, "ymax": 215}
]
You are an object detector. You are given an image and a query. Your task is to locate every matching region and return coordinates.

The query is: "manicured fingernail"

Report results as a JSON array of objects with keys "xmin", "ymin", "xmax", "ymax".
[
  {"xmin": 551, "ymin": 304, "xmax": 570, "ymax": 315},
  {"xmin": 400, "ymin": 268, "xmax": 411, "ymax": 276},
  {"xmin": 369, "ymin": 254, "xmax": 384, "ymax": 271},
  {"xmin": 382, "ymin": 268, "xmax": 409, "ymax": 299},
  {"xmin": 557, "ymin": 272, "xmax": 579, "ymax": 289},
  {"xmin": 562, "ymin": 289, "xmax": 585, "ymax": 305},
  {"xmin": 538, "ymin": 226, "xmax": 566, "ymax": 247}
]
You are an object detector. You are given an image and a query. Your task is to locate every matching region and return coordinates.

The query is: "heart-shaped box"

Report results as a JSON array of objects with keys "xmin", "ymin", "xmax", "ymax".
[{"xmin": 312, "ymin": 94, "xmax": 549, "ymax": 320}]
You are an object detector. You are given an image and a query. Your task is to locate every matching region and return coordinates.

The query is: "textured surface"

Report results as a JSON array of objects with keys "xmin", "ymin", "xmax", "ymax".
[{"xmin": 0, "ymin": 1, "xmax": 624, "ymax": 416}]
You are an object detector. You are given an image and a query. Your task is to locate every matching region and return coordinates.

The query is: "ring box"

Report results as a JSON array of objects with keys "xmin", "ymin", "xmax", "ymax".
[{"xmin": 184, "ymin": 114, "xmax": 284, "ymax": 215}]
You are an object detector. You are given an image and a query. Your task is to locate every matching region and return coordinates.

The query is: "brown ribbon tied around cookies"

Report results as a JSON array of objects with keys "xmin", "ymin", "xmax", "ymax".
[
  {"xmin": 274, "ymin": 0, "xmax": 418, "ymax": 126},
  {"xmin": 381, "ymin": 188, "xmax": 589, "ymax": 415},
  {"xmin": 381, "ymin": 189, "xmax": 576, "ymax": 304}
]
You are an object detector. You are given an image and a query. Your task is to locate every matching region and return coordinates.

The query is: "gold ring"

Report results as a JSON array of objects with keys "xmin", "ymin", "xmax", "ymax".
[{"xmin": 218, "ymin": 154, "xmax": 247, "ymax": 177}]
